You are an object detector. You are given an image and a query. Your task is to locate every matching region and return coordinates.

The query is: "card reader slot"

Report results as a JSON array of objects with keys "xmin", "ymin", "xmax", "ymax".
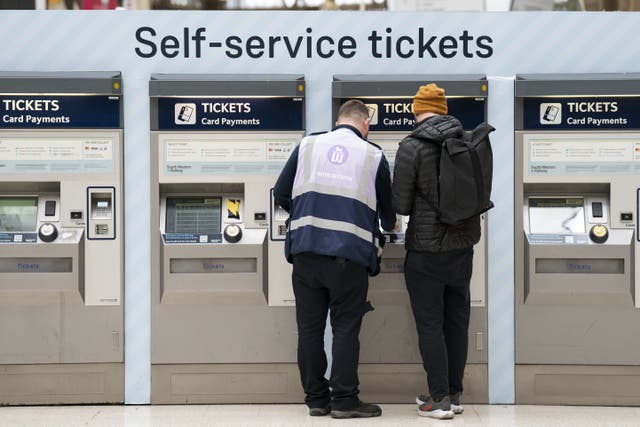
[
  {"xmin": 44, "ymin": 200, "xmax": 56, "ymax": 217},
  {"xmin": 591, "ymin": 202, "xmax": 603, "ymax": 218}
]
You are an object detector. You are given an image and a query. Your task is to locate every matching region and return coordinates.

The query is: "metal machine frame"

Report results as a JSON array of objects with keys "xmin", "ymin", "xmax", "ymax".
[
  {"xmin": 0, "ymin": 72, "xmax": 124, "ymax": 405},
  {"xmin": 150, "ymin": 74, "xmax": 306, "ymax": 404},
  {"xmin": 515, "ymin": 74, "xmax": 640, "ymax": 405}
]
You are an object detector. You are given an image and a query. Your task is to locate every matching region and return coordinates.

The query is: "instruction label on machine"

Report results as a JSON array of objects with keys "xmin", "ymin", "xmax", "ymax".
[
  {"xmin": 526, "ymin": 133, "xmax": 640, "ymax": 176},
  {"xmin": 0, "ymin": 137, "xmax": 114, "ymax": 174},
  {"xmin": 162, "ymin": 136, "xmax": 298, "ymax": 176}
]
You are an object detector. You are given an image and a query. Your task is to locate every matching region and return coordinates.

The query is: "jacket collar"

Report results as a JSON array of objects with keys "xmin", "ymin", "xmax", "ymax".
[
  {"xmin": 414, "ymin": 114, "xmax": 441, "ymax": 129},
  {"xmin": 333, "ymin": 124, "xmax": 363, "ymax": 139}
]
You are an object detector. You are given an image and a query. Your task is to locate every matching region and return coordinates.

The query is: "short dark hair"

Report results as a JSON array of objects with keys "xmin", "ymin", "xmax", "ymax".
[{"xmin": 337, "ymin": 99, "xmax": 370, "ymax": 123}]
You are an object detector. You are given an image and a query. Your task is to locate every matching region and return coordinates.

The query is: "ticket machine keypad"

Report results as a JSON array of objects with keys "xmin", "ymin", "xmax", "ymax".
[
  {"xmin": 93, "ymin": 200, "xmax": 111, "ymax": 218},
  {"xmin": 44, "ymin": 200, "xmax": 56, "ymax": 217}
]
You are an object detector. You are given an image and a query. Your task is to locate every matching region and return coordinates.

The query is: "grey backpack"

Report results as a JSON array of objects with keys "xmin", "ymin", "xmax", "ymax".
[{"xmin": 436, "ymin": 123, "xmax": 495, "ymax": 225}]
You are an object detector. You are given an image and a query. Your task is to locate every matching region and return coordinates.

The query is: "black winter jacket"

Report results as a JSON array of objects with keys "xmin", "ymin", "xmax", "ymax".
[{"xmin": 392, "ymin": 115, "xmax": 481, "ymax": 252}]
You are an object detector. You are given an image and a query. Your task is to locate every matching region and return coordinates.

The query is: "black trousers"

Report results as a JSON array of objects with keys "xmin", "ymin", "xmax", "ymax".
[
  {"xmin": 404, "ymin": 248, "xmax": 473, "ymax": 400},
  {"xmin": 292, "ymin": 252, "xmax": 371, "ymax": 411}
]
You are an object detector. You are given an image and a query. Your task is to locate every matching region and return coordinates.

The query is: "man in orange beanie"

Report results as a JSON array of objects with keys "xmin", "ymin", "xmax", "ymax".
[
  {"xmin": 412, "ymin": 83, "xmax": 448, "ymax": 116},
  {"xmin": 392, "ymin": 83, "xmax": 481, "ymax": 419}
]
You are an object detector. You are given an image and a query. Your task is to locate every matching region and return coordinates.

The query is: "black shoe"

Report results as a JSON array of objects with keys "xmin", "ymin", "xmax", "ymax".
[
  {"xmin": 330, "ymin": 400, "xmax": 382, "ymax": 419},
  {"xmin": 308, "ymin": 406, "xmax": 330, "ymax": 416}
]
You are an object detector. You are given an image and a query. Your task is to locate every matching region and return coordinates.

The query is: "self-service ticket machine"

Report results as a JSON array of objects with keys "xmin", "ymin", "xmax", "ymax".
[
  {"xmin": 515, "ymin": 74, "xmax": 640, "ymax": 405},
  {"xmin": 150, "ymin": 74, "xmax": 305, "ymax": 403},
  {"xmin": 331, "ymin": 75, "xmax": 489, "ymax": 402},
  {"xmin": 0, "ymin": 72, "xmax": 124, "ymax": 404}
]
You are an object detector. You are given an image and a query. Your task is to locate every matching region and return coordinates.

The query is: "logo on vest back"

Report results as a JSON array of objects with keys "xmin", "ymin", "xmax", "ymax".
[{"xmin": 328, "ymin": 145, "xmax": 348, "ymax": 165}]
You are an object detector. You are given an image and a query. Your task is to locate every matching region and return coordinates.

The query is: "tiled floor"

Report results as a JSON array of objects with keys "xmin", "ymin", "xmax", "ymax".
[{"xmin": 2, "ymin": 404, "xmax": 640, "ymax": 427}]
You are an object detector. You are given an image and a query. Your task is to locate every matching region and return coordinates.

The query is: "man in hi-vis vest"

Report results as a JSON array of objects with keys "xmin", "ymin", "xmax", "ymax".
[{"xmin": 274, "ymin": 100, "xmax": 395, "ymax": 419}]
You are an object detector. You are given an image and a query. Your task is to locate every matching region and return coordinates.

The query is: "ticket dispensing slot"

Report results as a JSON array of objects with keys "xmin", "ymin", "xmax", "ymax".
[
  {"xmin": 159, "ymin": 183, "xmax": 267, "ymax": 304},
  {"xmin": 0, "ymin": 183, "xmax": 83, "ymax": 295},
  {"xmin": 523, "ymin": 184, "xmax": 633, "ymax": 306}
]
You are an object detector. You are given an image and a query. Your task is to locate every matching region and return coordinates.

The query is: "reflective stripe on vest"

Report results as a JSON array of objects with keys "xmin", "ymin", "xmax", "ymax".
[
  {"xmin": 290, "ymin": 216, "xmax": 374, "ymax": 245},
  {"xmin": 290, "ymin": 216, "xmax": 384, "ymax": 259}
]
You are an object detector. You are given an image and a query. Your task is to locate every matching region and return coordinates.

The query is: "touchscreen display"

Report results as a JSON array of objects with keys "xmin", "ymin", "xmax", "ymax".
[
  {"xmin": 529, "ymin": 197, "xmax": 585, "ymax": 234},
  {"xmin": 165, "ymin": 197, "xmax": 222, "ymax": 234},
  {"xmin": 0, "ymin": 198, "xmax": 38, "ymax": 232}
]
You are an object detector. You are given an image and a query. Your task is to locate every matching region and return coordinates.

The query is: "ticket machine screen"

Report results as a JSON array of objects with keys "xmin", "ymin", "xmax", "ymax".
[
  {"xmin": 0, "ymin": 197, "xmax": 38, "ymax": 232},
  {"xmin": 528, "ymin": 197, "xmax": 585, "ymax": 234},
  {"xmin": 165, "ymin": 197, "xmax": 222, "ymax": 234}
]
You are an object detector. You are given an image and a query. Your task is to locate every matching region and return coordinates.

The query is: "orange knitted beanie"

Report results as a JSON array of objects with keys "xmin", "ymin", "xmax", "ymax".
[{"xmin": 412, "ymin": 83, "xmax": 448, "ymax": 116}]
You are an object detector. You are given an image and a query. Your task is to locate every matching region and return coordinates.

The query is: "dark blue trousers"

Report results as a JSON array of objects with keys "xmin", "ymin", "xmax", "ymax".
[
  {"xmin": 292, "ymin": 252, "xmax": 371, "ymax": 411},
  {"xmin": 404, "ymin": 248, "xmax": 473, "ymax": 400}
]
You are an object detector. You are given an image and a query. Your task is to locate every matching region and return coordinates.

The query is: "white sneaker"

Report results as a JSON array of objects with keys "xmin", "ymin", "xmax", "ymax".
[
  {"xmin": 449, "ymin": 392, "xmax": 464, "ymax": 414},
  {"xmin": 417, "ymin": 393, "xmax": 463, "ymax": 415},
  {"xmin": 416, "ymin": 395, "xmax": 454, "ymax": 419}
]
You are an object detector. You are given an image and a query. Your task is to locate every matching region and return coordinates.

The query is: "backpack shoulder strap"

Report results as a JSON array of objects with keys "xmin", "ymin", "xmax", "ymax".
[
  {"xmin": 470, "ymin": 123, "xmax": 495, "ymax": 145},
  {"xmin": 444, "ymin": 132, "xmax": 471, "ymax": 155}
]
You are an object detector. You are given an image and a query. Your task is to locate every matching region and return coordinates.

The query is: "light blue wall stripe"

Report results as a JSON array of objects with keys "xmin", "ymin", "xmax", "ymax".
[
  {"xmin": 124, "ymin": 76, "xmax": 152, "ymax": 404},
  {"xmin": 487, "ymin": 77, "xmax": 515, "ymax": 404}
]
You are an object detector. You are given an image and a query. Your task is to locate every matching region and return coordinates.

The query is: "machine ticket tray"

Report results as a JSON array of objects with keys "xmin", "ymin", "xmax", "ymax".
[
  {"xmin": 0, "ymin": 233, "xmax": 84, "ymax": 295},
  {"xmin": 524, "ymin": 229, "xmax": 634, "ymax": 306},
  {"xmin": 160, "ymin": 229, "xmax": 267, "ymax": 304}
]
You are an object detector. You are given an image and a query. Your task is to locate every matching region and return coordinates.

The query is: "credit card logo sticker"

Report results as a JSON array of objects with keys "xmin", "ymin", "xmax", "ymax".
[
  {"xmin": 365, "ymin": 104, "xmax": 378, "ymax": 125},
  {"xmin": 540, "ymin": 103, "xmax": 562, "ymax": 125},
  {"xmin": 175, "ymin": 103, "xmax": 196, "ymax": 124}
]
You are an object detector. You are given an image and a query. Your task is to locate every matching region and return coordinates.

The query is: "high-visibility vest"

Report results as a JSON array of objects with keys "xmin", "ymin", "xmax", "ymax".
[{"xmin": 287, "ymin": 128, "xmax": 383, "ymax": 273}]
